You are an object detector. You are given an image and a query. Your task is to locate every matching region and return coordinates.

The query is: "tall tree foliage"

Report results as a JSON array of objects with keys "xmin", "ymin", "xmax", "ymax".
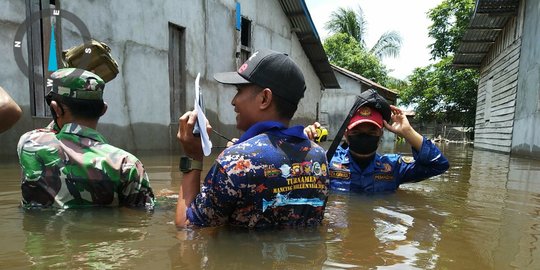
[
  {"xmin": 400, "ymin": 57, "xmax": 478, "ymax": 127},
  {"xmin": 323, "ymin": 33, "xmax": 387, "ymax": 84},
  {"xmin": 325, "ymin": 6, "xmax": 402, "ymax": 59},
  {"xmin": 323, "ymin": 6, "xmax": 404, "ymax": 89},
  {"xmin": 400, "ymin": 0, "xmax": 478, "ymax": 127},
  {"xmin": 428, "ymin": 0, "xmax": 476, "ymax": 59}
]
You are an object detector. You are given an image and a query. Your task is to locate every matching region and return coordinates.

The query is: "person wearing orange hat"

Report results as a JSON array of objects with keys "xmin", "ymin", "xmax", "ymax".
[{"xmin": 305, "ymin": 95, "xmax": 449, "ymax": 193}]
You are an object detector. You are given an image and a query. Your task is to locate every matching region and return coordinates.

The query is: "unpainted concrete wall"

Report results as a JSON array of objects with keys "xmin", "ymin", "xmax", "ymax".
[
  {"xmin": 512, "ymin": 0, "xmax": 540, "ymax": 159},
  {"xmin": 0, "ymin": 0, "xmax": 323, "ymax": 155}
]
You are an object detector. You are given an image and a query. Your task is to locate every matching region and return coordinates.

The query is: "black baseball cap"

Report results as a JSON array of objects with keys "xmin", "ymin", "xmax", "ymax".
[{"xmin": 213, "ymin": 49, "xmax": 306, "ymax": 105}]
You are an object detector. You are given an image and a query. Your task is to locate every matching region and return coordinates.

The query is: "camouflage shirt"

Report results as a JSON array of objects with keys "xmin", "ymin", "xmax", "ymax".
[
  {"xmin": 187, "ymin": 121, "xmax": 329, "ymax": 228},
  {"xmin": 17, "ymin": 123, "xmax": 154, "ymax": 209}
]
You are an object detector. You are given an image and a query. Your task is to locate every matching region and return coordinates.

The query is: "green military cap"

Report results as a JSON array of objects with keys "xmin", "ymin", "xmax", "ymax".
[{"xmin": 49, "ymin": 68, "xmax": 105, "ymax": 100}]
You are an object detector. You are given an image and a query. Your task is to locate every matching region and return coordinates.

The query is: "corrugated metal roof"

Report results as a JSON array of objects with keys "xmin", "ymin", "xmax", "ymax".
[
  {"xmin": 331, "ymin": 65, "xmax": 397, "ymax": 103},
  {"xmin": 278, "ymin": 0, "xmax": 340, "ymax": 88},
  {"xmin": 453, "ymin": 0, "xmax": 519, "ymax": 68}
]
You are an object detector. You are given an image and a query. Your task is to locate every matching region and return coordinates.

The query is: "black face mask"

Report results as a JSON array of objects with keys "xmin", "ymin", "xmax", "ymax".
[{"xmin": 347, "ymin": 134, "xmax": 380, "ymax": 155}]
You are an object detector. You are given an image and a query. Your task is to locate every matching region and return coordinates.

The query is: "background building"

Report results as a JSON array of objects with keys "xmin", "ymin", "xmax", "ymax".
[
  {"xmin": 454, "ymin": 0, "xmax": 539, "ymax": 158},
  {"xmin": 0, "ymin": 0, "xmax": 338, "ymax": 155}
]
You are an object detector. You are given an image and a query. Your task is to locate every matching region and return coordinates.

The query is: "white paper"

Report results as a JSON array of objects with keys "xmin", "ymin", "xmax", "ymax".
[{"xmin": 195, "ymin": 73, "xmax": 213, "ymax": 156}]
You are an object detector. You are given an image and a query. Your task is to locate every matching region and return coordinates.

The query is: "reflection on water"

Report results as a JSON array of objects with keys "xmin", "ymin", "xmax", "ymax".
[
  {"xmin": 21, "ymin": 209, "xmax": 151, "ymax": 269},
  {"xmin": 171, "ymin": 227, "xmax": 328, "ymax": 269},
  {"xmin": 1, "ymin": 142, "xmax": 540, "ymax": 269}
]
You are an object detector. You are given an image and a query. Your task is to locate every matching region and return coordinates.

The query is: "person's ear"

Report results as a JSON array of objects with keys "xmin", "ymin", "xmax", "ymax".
[
  {"xmin": 50, "ymin": 100, "xmax": 64, "ymax": 117},
  {"xmin": 259, "ymin": 88, "xmax": 272, "ymax": 110},
  {"xmin": 100, "ymin": 102, "xmax": 108, "ymax": 116}
]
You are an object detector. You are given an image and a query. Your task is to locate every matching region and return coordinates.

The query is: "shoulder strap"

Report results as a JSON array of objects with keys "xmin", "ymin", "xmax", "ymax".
[{"xmin": 326, "ymin": 89, "xmax": 391, "ymax": 161}]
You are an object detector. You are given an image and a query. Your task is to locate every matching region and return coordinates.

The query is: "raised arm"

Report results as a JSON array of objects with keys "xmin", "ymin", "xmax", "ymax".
[
  {"xmin": 383, "ymin": 105, "xmax": 423, "ymax": 151},
  {"xmin": 0, "ymin": 86, "xmax": 22, "ymax": 133},
  {"xmin": 175, "ymin": 110, "xmax": 208, "ymax": 227}
]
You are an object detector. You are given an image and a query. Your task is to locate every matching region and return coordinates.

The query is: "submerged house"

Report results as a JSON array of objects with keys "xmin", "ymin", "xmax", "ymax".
[
  {"xmin": 0, "ymin": 0, "xmax": 339, "ymax": 155},
  {"xmin": 453, "ymin": 0, "xmax": 539, "ymax": 158}
]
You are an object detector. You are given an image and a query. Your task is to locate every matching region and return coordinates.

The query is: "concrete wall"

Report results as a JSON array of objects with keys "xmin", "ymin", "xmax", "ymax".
[
  {"xmin": 0, "ymin": 0, "xmax": 34, "ymax": 156},
  {"xmin": 0, "ymin": 0, "xmax": 323, "ymax": 155},
  {"xmin": 321, "ymin": 72, "xmax": 365, "ymax": 137},
  {"xmin": 512, "ymin": 0, "xmax": 540, "ymax": 158}
]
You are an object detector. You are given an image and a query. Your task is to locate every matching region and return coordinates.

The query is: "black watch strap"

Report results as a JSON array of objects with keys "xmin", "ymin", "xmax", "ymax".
[{"xmin": 179, "ymin": 156, "xmax": 203, "ymax": 173}]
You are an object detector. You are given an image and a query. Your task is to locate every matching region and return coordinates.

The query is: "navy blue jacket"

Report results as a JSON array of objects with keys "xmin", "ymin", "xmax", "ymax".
[
  {"xmin": 329, "ymin": 138, "xmax": 449, "ymax": 193},
  {"xmin": 187, "ymin": 121, "xmax": 329, "ymax": 228}
]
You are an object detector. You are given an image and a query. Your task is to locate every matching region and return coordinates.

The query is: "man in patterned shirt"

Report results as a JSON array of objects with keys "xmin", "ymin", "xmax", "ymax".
[
  {"xmin": 18, "ymin": 68, "xmax": 154, "ymax": 209},
  {"xmin": 175, "ymin": 49, "xmax": 329, "ymax": 228}
]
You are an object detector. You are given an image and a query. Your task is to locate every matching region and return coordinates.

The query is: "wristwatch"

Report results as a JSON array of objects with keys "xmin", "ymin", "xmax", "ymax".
[{"xmin": 179, "ymin": 156, "xmax": 203, "ymax": 173}]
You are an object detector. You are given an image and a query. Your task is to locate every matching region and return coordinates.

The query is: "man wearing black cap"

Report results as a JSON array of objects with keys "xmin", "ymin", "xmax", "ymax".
[{"xmin": 175, "ymin": 49, "xmax": 329, "ymax": 228}]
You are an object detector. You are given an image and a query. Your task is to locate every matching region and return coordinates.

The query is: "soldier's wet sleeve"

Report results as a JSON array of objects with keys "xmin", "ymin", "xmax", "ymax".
[
  {"xmin": 17, "ymin": 131, "xmax": 59, "ymax": 181},
  {"xmin": 398, "ymin": 137, "xmax": 450, "ymax": 184},
  {"xmin": 119, "ymin": 158, "xmax": 155, "ymax": 209},
  {"xmin": 187, "ymin": 163, "xmax": 239, "ymax": 227},
  {"xmin": 17, "ymin": 131, "xmax": 62, "ymax": 206}
]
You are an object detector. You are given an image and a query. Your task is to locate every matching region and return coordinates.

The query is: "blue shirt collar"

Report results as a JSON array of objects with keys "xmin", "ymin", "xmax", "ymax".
[{"xmin": 236, "ymin": 121, "xmax": 308, "ymax": 144}]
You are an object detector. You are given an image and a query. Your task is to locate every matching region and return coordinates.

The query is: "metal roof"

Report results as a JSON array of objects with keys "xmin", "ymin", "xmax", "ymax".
[
  {"xmin": 331, "ymin": 65, "xmax": 397, "ymax": 103},
  {"xmin": 278, "ymin": 0, "xmax": 340, "ymax": 88},
  {"xmin": 453, "ymin": 0, "xmax": 520, "ymax": 68}
]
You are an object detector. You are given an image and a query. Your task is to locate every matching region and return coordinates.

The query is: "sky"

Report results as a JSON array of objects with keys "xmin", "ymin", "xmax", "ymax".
[{"xmin": 304, "ymin": 0, "xmax": 444, "ymax": 80}]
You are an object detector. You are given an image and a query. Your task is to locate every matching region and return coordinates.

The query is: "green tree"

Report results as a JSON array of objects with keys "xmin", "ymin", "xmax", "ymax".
[
  {"xmin": 323, "ymin": 33, "xmax": 388, "ymax": 84},
  {"xmin": 325, "ymin": 6, "xmax": 402, "ymax": 59},
  {"xmin": 385, "ymin": 77, "xmax": 408, "ymax": 93},
  {"xmin": 400, "ymin": 57, "xmax": 478, "ymax": 127},
  {"xmin": 400, "ymin": 0, "xmax": 478, "ymax": 128},
  {"xmin": 428, "ymin": 0, "xmax": 475, "ymax": 59}
]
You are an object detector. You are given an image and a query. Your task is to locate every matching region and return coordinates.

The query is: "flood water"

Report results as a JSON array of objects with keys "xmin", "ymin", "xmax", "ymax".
[{"xmin": 1, "ymin": 141, "xmax": 540, "ymax": 269}]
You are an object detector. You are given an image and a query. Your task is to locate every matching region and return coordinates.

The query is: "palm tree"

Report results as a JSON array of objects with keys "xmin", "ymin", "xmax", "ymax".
[
  {"xmin": 325, "ymin": 7, "xmax": 367, "ymax": 48},
  {"xmin": 325, "ymin": 6, "xmax": 402, "ymax": 59}
]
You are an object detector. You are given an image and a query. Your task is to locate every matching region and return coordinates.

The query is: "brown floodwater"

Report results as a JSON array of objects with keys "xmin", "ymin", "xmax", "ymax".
[{"xmin": 1, "ymin": 141, "xmax": 540, "ymax": 269}]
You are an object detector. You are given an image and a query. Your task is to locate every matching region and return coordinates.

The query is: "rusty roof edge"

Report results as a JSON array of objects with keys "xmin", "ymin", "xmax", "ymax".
[
  {"xmin": 453, "ymin": 0, "xmax": 520, "ymax": 68},
  {"xmin": 331, "ymin": 65, "xmax": 398, "ymax": 95},
  {"xmin": 279, "ymin": 0, "xmax": 340, "ymax": 89}
]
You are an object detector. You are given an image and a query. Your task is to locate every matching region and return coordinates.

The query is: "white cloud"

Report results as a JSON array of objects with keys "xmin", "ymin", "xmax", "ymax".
[{"xmin": 305, "ymin": 0, "xmax": 444, "ymax": 80}]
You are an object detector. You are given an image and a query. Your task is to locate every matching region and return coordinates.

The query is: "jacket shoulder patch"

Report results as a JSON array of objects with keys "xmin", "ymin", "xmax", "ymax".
[{"xmin": 400, "ymin": 156, "xmax": 415, "ymax": 164}]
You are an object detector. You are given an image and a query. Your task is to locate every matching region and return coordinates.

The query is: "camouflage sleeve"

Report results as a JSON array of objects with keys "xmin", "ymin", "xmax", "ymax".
[
  {"xmin": 187, "ymin": 163, "xmax": 239, "ymax": 227},
  {"xmin": 17, "ymin": 130, "xmax": 60, "ymax": 181},
  {"xmin": 118, "ymin": 157, "xmax": 155, "ymax": 209}
]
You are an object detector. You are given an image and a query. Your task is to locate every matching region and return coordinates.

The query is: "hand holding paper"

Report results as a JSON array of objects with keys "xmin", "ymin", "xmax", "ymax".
[{"xmin": 194, "ymin": 73, "xmax": 213, "ymax": 156}]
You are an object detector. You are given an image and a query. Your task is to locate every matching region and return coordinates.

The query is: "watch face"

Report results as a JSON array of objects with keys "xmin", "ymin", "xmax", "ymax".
[{"xmin": 179, "ymin": 156, "xmax": 192, "ymax": 172}]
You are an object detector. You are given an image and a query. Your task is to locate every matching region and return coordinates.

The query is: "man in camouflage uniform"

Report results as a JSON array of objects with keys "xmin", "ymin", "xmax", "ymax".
[
  {"xmin": 17, "ymin": 68, "xmax": 154, "ymax": 209},
  {"xmin": 175, "ymin": 49, "xmax": 329, "ymax": 228}
]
